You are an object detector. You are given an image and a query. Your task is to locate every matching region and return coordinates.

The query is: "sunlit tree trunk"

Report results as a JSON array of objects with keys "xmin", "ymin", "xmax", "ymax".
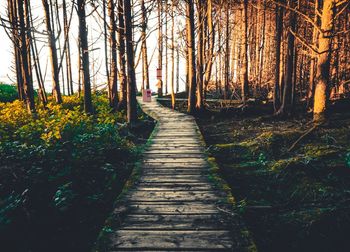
[
  {"xmin": 307, "ymin": 0, "xmax": 319, "ymax": 110},
  {"xmin": 170, "ymin": 0, "xmax": 175, "ymax": 109},
  {"xmin": 141, "ymin": 0, "xmax": 150, "ymax": 90},
  {"xmin": 313, "ymin": 0, "xmax": 336, "ymax": 123},
  {"xmin": 196, "ymin": 0, "xmax": 204, "ymax": 109},
  {"xmin": 157, "ymin": 0, "xmax": 163, "ymax": 97},
  {"xmin": 186, "ymin": 0, "xmax": 197, "ymax": 114},
  {"xmin": 273, "ymin": 2, "xmax": 283, "ymax": 113},
  {"xmin": 241, "ymin": 0, "xmax": 249, "ymax": 103}
]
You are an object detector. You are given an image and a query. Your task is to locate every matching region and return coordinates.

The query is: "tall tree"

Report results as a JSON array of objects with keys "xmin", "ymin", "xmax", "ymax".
[
  {"xmin": 42, "ymin": 0, "xmax": 62, "ymax": 103},
  {"xmin": 274, "ymin": 1, "xmax": 283, "ymax": 113},
  {"xmin": 186, "ymin": 0, "xmax": 197, "ymax": 114},
  {"xmin": 77, "ymin": 0, "xmax": 93, "ymax": 114},
  {"xmin": 157, "ymin": 0, "xmax": 163, "ymax": 97},
  {"xmin": 117, "ymin": 0, "xmax": 127, "ymax": 109},
  {"xmin": 277, "ymin": 0, "xmax": 297, "ymax": 116},
  {"xmin": 123, "ymin": 0, "xmax": 138, "ymax": 124},
  {"xmin": 141, "ymin": 0, "xmax": 150, "ymax": 90},
  {"xmin": 241, "ymin": 0, "xmax": 249, "ymax": 103},
  {"xmin": 108, "ymin": 0, "xmax": 119, "ymax": 109},
  {"xmin": 313, "ymin": 0, "xmax": 337, "ymax": 123}
]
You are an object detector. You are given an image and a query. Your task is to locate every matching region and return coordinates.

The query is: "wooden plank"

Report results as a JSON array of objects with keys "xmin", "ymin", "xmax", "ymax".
[
  {"xmin": 126, "ymin": 191, "xmax": 220, "ymax": 202},
  {"xmin": 135, "ymin": 184, "xmax": 213, "ymax": 191},
  {"xmin": 110, "ymin": 230, "xmax": 233, "ymax": 250},
  {"xmin": 128, "ymin": 202, "xmax": 221, "ymax": 214},
  {"xmin": 120, "ymin": 214, "xmax": 231, "ymax": 230}
]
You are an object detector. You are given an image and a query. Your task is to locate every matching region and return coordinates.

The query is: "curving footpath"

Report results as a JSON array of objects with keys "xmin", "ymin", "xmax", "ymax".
[{"xmin": 107, "ymin": 98, "xmax": 254, "ymax": 251}]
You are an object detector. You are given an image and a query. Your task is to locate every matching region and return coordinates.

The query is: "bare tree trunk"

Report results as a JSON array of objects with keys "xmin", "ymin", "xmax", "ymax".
[
  {"xmin": 42, "ymin": 0, "xmax": 62, "ymax": 103},
  {"xmin": 277, "ymin": 1, "xmax": 296, "ymax": 116},
  {"xmin": 170, "ymin": 0, "xmax": 175, "ymax": 109},
  {"xmin": 77, "ymin": 0, "xmax": 93, "ymax": 113},
  {"xmin": 224, "ymin": 2, "xmax": 230, "ymax": 99},
  {"xmin": 62, "ymin": 0, "xmax": 73, "ymax": 95},
  {"xmin": 157, "ymin": 0, "xmax": 163, "ymax": 97},
  {"xmin": 164, "ymin": 0, "xmax": 168, "ymax": 95},
  {"xmin": 273, "ymin": 2, "xmax": 283, "ymax": 113},
  {"xmin": 108, "ymin": 0, "xmax": 119, "ymax": 109},
  {"xmin": 196, "ymin": 0, "xmax": 204, "ymax": 109},
  {"xmin": 307, "ymin": 0, "xmax": 319, "ymax": 110},
  {"xmin": 124, "ymin": 0, "xmax": 138, "ymax": 124},
  {"xmin": 117, "ymin": 0, "xmax": 127, "ymax": 109},
  {"xmin": 186, "ymin": 0, "xmax": 197, "ymax": 114},
  {"xmin": 28, "ymin": 0, "xmax": 47, "ymax": 104},
  {"xmin": 203, "ymin": 0, "xmax": 215, "ymax": 100},
  {"xmin": 103, "ymin": 0, "xmax": 110, "ymax": 96},
  {"xmin": 18, "ymin": 0, "xmax": 35, "ymax": 113},
  {"xmin": 313, "ymin": 0, "xmax": 336, "ymax": 123},
  {"xmin": 141, "ymin": 0, "xmax": 150, "ymax": 90},
  {"xmin": 242, "ymin": 0, "xmax": 249, "ymax": 103}
]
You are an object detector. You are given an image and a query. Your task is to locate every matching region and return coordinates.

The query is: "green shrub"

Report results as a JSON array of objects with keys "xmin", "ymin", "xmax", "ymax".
[{"xmin": 0, "ymin": 84, "xmax": 18, "ymax": 102}]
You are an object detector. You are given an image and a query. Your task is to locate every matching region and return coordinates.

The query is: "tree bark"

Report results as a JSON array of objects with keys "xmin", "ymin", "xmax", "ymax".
[
  {"xmin": 124, "ymin": 0, "xmax": 138, "ymax": 124},
  {"xmin": 42, "ymin": 0, "xmax": 62, "ymax": 103},
  {"xmin": 186, "ymin": 0, "xmax": 197, "ymax": 114},
  {"xmin": 117, "ymin": 0, "xmax": 127, "ymax": 109},
  {"xmin": 108, "ymin": 0, "xmax": 119, "ymax": 109},
  {"xmin": 77, "ymin": 0, "xmax": 93, "ymax": 114},
  {"xmin": 313, "ymin": 0, "xmax": 336, "ymax": 123},
  {"xmin": 242, "ymin": 0, "xmax": 249, "ymax": 103}
]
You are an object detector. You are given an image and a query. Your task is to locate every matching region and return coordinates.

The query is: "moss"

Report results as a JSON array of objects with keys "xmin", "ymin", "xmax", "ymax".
[
  {"xmin": 269, "ymin": 157, "xmax": 303, "ymax": 172},
  {"xmin": 303, "ymin": 144, "xmax": 341, "ymax": 160}
]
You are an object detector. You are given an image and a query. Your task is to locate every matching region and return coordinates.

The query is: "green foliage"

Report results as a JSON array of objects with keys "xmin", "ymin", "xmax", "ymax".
[
  {"xmin": 0, "ymin": 84, "xmax": 18, "ymax": 102},
  {"xmin": 0, "ymin": 94, "xmax": 142, "ymax": 251},
  {"xmin": 346, "ymin": 152, "xmax": 350, "ymax": 168}
]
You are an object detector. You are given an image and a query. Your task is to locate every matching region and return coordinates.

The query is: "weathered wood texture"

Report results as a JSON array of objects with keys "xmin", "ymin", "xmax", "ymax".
[{"xmin": 107, "ymin": 98, "xmax": 253, "ymax": 251}]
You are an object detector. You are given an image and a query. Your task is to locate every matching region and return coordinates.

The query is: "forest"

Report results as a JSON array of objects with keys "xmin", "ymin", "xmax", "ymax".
[{"xmin": 0, "ymin": 0, "xmax": 349, "ymax": 251}]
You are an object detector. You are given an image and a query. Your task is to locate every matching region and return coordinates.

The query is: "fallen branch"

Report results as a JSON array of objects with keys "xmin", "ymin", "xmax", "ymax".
[{"xmin": 288, "ymin": 125, "xmax": 318, "ymax": 152}]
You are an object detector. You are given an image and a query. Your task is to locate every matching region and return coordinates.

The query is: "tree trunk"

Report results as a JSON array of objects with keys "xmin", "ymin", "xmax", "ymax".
[
  {"xmin": 77, "ymin": 0, "xmax": 93, "ymax": 114},
  {"xmin": 242, "ymin": 0, "xmax": 249, "ymax": 103},
  {"xmin": 274, "ymin": 2, "xmax": 283, "ymax": 112},
  {"xmin": 42, "ymin": 0, "xmax": 62, "ymax": 104},
  {"xmin": 186, "ymin": 0, "xmax": 197, "ymax": 114},
  {"xmin": 117, "ymin": 0, "xmax": 127, "ymax": 110},
  {"xmin": 157, "ymin": 0, "xmax": 163, "ymax": 97},
  {"xmin": 277, "ymin": 1, "xmax": 296, "ymax": 116},
  {"xmin": 18, "ymin": 0, "xmax": 35, "ymax": 113},
  {"xmin": 62, "ymin": 0, "xmax": 73, "ymax": 95},
  {"xmin": 141, "ymin": 0, "xmax": 150, "ymax": 90},
  {"xmin": 170, "ymin": 0, "xmax": 175, "ymax": 109},
  {"xmin": 108, "ymin": 0, "xmax": 119, "ymax": 109},
  {"xmin": 313, "ymin": 0, "xmax": 336, "ymax": 123},
  {"xmin": 124, "ymin": 0, "xmax": 138, "ymax": 124}
]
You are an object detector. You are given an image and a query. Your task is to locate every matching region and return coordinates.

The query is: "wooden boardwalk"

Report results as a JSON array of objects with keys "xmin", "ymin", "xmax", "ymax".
[{"xmin": 106, "ymin": 98, "xmax": 253, "ymax": 251}]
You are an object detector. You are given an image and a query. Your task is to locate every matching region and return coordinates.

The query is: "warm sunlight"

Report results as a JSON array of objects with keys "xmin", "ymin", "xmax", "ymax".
[{"xmin": 0, "ymin": 0, "xmax": 349, "ymax": 251}]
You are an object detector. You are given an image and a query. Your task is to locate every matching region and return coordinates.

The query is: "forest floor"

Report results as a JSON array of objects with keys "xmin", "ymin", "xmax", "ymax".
[{"xmin": 159, "ymin": 97, "xmax": 350, "ymax": 252}]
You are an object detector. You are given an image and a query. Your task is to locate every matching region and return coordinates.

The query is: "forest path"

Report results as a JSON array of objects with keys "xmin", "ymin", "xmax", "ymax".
[{"xmin": 107, "ymin": 97, "xmax": 253, "ymax": 251}]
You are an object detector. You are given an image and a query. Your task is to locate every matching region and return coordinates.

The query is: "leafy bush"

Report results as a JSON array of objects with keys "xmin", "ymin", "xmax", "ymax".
[
  {"xmin": 0, "ymin": 94, "xmax": 141, "ymax": 251},
  {"xmin": 0, "ymin": 84, "xmax": 18, "ymax": 102}
]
